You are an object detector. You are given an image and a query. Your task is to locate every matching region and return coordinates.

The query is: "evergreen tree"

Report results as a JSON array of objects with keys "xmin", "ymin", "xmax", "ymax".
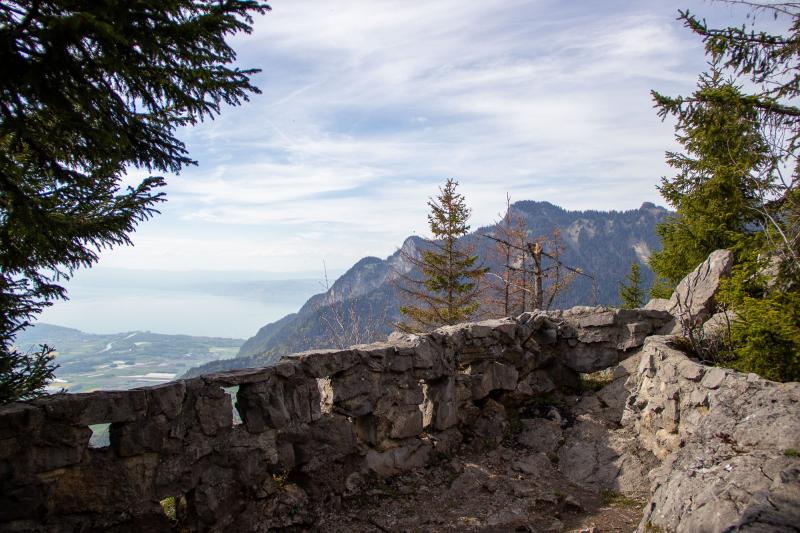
[
  {"xmin": 0, "ymin": 0, "xmax": 270, "ymax": 402},
  {"xmin": 397, "ymin": 179, "xmax": 487, "ymax": 332},
  {"xmin": 651, "ymin": 3, "xmax": 800, "ymax": 381},
  {"xmin": 649, "ymin": 75, "xmax": 772, "ymax": 285},
  {"xmin": 619, "ymin": 262, "xmax": 645, "ymax": 309}
]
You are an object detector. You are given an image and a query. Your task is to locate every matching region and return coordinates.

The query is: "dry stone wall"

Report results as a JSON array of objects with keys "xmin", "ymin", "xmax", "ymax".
[{"xmin": 0, "ymin": 307, "xmax": 669, "ymax": 532}]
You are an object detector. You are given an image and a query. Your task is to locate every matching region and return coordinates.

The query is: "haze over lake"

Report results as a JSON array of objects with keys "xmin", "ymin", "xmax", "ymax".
[{"xmin": 35, "ymin": 267, "xmax": 335, "ymax": 339}]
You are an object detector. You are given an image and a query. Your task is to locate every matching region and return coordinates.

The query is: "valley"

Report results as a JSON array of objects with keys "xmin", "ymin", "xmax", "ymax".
[{"xmin": 15, "ymin": 323, "xmax": 243, "ymax": 392}]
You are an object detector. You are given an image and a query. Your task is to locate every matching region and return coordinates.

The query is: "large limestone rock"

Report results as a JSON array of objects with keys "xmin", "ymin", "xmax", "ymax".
[
  {"xmin": 624, "ymin": 336, "xmax": 800, "ymax": 532},
  {"xmin": 647, "ymin": 249, "xmax": 734, "ymax": 335}
]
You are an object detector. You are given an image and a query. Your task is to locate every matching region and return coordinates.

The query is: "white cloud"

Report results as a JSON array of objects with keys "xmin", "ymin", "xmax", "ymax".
[{"xmin": 90, "ymin": 0, "xmax": 746, "ymax": 273}]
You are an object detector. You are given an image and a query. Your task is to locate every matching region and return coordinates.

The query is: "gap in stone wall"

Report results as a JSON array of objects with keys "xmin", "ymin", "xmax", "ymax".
[
  {"xmin": 159, "ymin": 494, "xmax": 184, "ymax": 523},
  {"xmin": 222, "ymin": 386, "xmax": 242, "ymax": 425},
  {"xmin": 420, "ymin": 379, "xmax": 433, "ymax": 429},
  {"xmin": 317, "ymin": 377, "xmax": 333, "ymax": 415},
  {"xmin": 88, "ymin": 423, "xmax": 111, "ymax": 448}
]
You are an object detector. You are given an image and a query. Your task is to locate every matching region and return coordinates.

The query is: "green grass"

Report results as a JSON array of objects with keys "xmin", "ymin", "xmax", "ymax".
[
  {"xmin": 784, "ymin": 448, "xmax": 799, "ymax": 457},
  {"xmin": 579, "ymin": 370, "xmax": 614, "ymax": 392},
  {"xmin": 160, "ymin": 496, "xmax": 177, "ymax": 521},
  {"xmin": 600, "ymin": 488, "xmax": 644, "ymax": 507}
]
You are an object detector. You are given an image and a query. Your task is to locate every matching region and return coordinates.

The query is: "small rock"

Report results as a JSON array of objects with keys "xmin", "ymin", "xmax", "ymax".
[
  {"xmin": 512, "ymin": 453, "xmax": 552, "ymax": 475},
  {"xmin": 563, "ymin": 494, "xmax": 584, "ymax": 512},
  {"xmin": 344, "ymin": 472, "xmax": 364, "ymax": 496},
  {"xmin": 701, "ymin": 367, "xmax": 726, "ymax": 389},
  {"xmin": 542, "ymin": 518, "xmax": 564, "ymax": 531},
  {"xmin": 547, "ymin": 407, "xmax": 563, "ymax": 425},
  {"xmin": 485, "ymin": 505, "xmax": 526, "ymax": 527}
]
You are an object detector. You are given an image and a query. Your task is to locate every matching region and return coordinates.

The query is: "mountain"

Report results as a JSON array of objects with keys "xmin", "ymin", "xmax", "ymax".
[
  {"xmin": 17, "ymin": 323, "xmax": 243, "ymax": 392},
  {"xmin": 184, "ymin": 200, "xmax": 670, "ymax": 377}
]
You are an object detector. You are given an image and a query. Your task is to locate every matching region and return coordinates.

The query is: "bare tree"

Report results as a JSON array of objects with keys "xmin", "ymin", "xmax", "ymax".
[
  {"xmin": 483, "ymin": 195, "xmax": 530, "ymax": 317},
  {"xmin": 482, "ymin": 222, "xmax": 592, "ymax": 316},
  {"xmin": 539, "ymin": 228, "xmax": 581, "ymax": 310},
  {"xmin": 316, "ymin": 262, "xmax": 389, "ymax": 349}
]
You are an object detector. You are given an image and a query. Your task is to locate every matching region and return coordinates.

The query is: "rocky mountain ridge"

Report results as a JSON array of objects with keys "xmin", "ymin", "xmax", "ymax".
[{"xmin": 186, "ymin": 200, "xmax": 670, "ymax": 376}]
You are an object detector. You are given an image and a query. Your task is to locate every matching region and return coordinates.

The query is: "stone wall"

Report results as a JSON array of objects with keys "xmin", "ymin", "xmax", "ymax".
[
  {"xmin": 623, "ymin": 335, "xmax": 800, "ymax": 532},
  {"xmin": 0, "ymin": 307, "xmax": 669, "ymax": 532}
]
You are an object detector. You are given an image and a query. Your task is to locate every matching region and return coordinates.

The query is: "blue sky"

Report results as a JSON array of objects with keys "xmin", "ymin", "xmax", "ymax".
[{"xmin": 104, "ymin": 0, "xmax": 754, "ymax": 274}]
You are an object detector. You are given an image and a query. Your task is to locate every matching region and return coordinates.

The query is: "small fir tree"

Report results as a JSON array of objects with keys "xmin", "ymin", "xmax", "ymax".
[
  {"xmin": 619, "ymin": 262, "xmax": 645, "ymax": 309},
  {"xmin": 397, "ymin": 179, "xmax": 487, "ymax": 332}
]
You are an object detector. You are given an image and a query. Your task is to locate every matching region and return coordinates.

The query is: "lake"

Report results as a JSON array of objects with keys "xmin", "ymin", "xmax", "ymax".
[{"xmin": 36, "ymin": 268, "xmax": 327, "ymax": 339}]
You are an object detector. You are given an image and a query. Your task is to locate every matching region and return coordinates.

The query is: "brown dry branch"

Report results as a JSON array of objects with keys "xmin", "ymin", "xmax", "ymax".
[{"xmin": 317, "ymin": 263, "xmax": 390, "ymax": 349}]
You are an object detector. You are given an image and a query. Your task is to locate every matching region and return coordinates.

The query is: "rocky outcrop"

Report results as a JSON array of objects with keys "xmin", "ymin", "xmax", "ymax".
[
  {"xmin": 622, "ymin": 335, "xmax": 800, "ymax": 532},
  {"xmin": 0, "ymin": 307, "xmax": 669, "ymax": 532},
  {"xmin": 646, "ymin": 249, "xmax": 734, "ymax": 335}
]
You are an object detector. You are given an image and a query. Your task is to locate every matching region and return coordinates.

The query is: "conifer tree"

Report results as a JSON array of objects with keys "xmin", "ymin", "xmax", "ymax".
[
  {"xmin": 0, "ymin": 0, "xmax": 270, "ymax": 402},
  {"xmin": 619, "ymin": 262, "xmax": 645, "ymax": 309},
  {"xmin": 650, "ymin": 4, "xmax": 800, "ymax": 285},
  {"xmin": 650, "ymin": 2, "xmax": 800, "ymax": 381},
  {"xmin": 649, "ymin": 75, "xmax": 772, "ymax": 285},
  {"xmin": 397, "ymin": 179, "xmax": 487, "ymax": 332}
]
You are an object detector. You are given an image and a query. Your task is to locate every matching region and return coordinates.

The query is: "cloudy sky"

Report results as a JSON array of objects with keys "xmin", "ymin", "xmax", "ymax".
[{"xmin": 103, "ymin": 0, "xmax": 752, "ymax": 274}]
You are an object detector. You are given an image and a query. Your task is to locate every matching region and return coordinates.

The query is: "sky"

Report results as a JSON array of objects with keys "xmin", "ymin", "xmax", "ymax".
[
  {"xmin": 79, "ymin": 0, "xmax": 767, "ymax": 277},
  {"xmin": 39, "ymin": 0, "xmax": 784, "ymax": 336},
  {"xmin": 100, "ymin": 0, "xmax": 787, "ymax": 277}
]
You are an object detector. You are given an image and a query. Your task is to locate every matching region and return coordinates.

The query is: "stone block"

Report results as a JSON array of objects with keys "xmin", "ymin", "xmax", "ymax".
[
  {"xmin": 111, "ymin": 415, "xmax": 171, "ymax": 457},
  {"xmin": 0, "ymin": 403, "xmax": 43, "ymax": 440},
  {"xmin": 238, "ymin": 380, "xmax": 290, "ymax": 432},
  {"xmin": 387, "ymin": 354, "xmax": 413, "ymax": 372},
  {"xmin": 365, "ymin": 439, "xmax": 432, "ymax": 476},
  {"xmin": 284, "ymin": 379, "xmax": 322, "ymax": 423},
  {"xmin": 330, "ymin": 365, "xmax": 380, "ymax": 416},
  {"xmin": 466, "ymin": 323, "xmax": 493, "ymax": 339},
  {"xmin": 274, "ymin": 360, "xmax": 298, "ymax": 378},
  {"xmin": 701, "ymin": 367, "xmax": 727, "ymax": 389},
  {"xmin": 292, "ymin": 416, "xmax": 357, "ymax": 472},
  {"xmin": 36, "ymin": 390, "xmax": 147, "ymax": 425},
  {"xmin": 515, "ymin": 370, "xmax": 556, "ymax": 397},
  {"xmin": 298, "ymin": 349, "xmax": 362, "ymax": 378},
  {"xmin": 471, "ymin": 318, "xmax": 517, "ymax": 340},
  {"xmin": 389, "ymin": 407, "xmax": 424, "ymax": 440},
  {"xmin": 470, "ymin": 361, "xmax": 518, "ymax": 400},
  {"xmin": 195, "ymin": 392, "xmax": 232, "ymax": 436},
  {"xmin": 143, "ymin": 381, "xmax": 186, "ymax": 418},
  {"xmin": 688, "ymin": 388, "xmax": 708, "ymax": 407},
  {"xmin": 471, "ymin": 399, "xmax": 507, "ymax": 443},
  {"xmin": 662, "ymin": 399, "xmax": 680, "ymax": 433},
  {"xmin": 576, "ymin": 309, "xmax": 616, "ymax": 327},
  {"xmin": 425, "ymin": 377, "xmax": 459, "ymax": 431},
  {"xmin": 374, "ymin": 376, "xmax": 424, "ymax": 415},
  {"xmin": 201, "ymin": 367, "xmax": 273, "ymax": 387}
]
